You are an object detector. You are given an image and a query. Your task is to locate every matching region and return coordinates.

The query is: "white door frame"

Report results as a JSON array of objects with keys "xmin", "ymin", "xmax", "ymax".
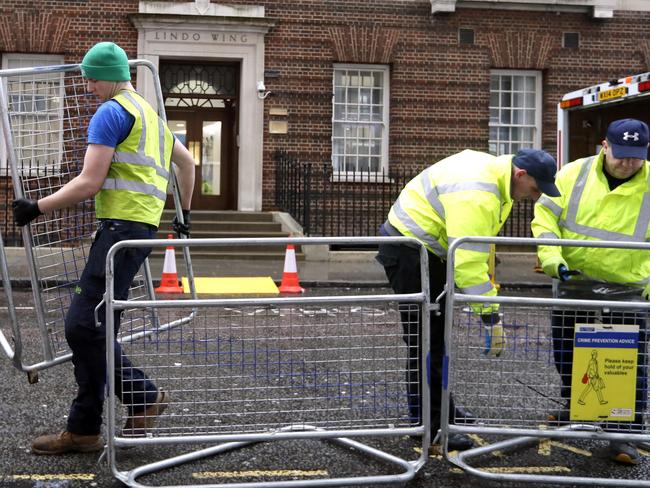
[{"xmin": 131, "ymin": 4, "xmax": 274, "ymax": 211}]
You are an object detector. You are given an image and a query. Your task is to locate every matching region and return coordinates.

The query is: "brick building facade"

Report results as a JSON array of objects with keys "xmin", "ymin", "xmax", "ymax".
[{"xmin": 1, "ymin": 0, "xmax": 649, "ymax": 233}]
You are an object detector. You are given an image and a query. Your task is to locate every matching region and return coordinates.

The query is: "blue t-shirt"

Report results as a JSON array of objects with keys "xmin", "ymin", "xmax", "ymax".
[{"xmin": 87, "ymin": 100, "xmax": 134, "ymax": 147}]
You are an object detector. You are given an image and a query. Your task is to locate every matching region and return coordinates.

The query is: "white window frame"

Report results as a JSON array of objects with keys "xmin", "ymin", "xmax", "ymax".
[
  {"xmin": 1, "ymin": 53, "xmax": 65, "ymax": 171},
  {"xmin": 331, "ymin": 63, "xmax": 389, "ymax": 181},
  {"xmin": 489, "ymin": 69, "xmax": 542, "ymax": 155}
]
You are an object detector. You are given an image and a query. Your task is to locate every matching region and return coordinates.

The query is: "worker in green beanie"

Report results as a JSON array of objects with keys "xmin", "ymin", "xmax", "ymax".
[
  {"xmin": 80, "ymin": 41, "xmax": 131, "ymax": 81},
  {"xmin": 14, "ymin": 41, "xmax": 197, "ymax": 455}
]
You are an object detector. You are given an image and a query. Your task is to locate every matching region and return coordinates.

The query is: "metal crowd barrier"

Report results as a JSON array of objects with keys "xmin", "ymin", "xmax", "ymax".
[
  {"xmin": 441, "ymin": 236, "xmax": 650, "ymax": 486},
  {"xmin": 105, "ymin": 236, "xmax": 430, "ymax": 488},
  {"xmin": 0, "ymin": 60, "xmax": 195, "ymax": 381}
]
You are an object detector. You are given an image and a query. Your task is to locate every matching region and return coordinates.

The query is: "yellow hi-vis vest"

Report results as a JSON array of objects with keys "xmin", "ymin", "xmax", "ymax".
[
  {"xmin": 386, "ymin": 150, "xmax": 514, "ymax": 312},
  {"xmin": 95, "ymin": 90, "xmax": 174, "ymax": 227},
  {"xmin": 532, "ymin": 151, "xmax": 650, "ymax": 287}
]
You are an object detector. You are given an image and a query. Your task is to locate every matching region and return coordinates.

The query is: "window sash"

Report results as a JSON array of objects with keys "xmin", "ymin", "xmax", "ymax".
[
  {"xmin": 1, "ymin": 54, "xmax": 65, "ymax": 172},
  {"xmin": 488, "ymin": 69, "xmax": 542, "ymax": 155},
  {"xmin": 332, "ymin": 64, "xmax": 389, "ymax": 176}
]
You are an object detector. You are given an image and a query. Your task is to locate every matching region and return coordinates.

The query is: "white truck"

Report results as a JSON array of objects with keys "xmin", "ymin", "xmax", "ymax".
[{"xmin": 557, "ymin": 72, "xmax": 650, "ymax": 166}]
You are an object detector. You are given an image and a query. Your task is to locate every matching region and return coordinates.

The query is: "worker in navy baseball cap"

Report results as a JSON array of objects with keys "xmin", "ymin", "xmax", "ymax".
[
  {"xmin": 532, "ymin": 116, "xmax": 650, "ymax": 465},
  {"xmin": 512, "ymin": 148, "xmax": 561, "ymax": 197},
  {"xmin": 606, "ymin": 118, "xmax": 650, "ymax": 161}
]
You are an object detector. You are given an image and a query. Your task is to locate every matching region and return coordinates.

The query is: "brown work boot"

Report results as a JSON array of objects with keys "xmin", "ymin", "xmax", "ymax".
[
  {"xmin": 31, "ymin": 431, "xmax": 103, "ymax": 455},
  {"xmin": 122, "ymin": 389, "xmax": 169, "ymax": 437}
]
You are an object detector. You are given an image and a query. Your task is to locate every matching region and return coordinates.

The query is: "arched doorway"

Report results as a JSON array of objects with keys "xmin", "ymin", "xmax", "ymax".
[{"xmin": 161, "ymin": 61, "xmax": 239, "ymax": 210}]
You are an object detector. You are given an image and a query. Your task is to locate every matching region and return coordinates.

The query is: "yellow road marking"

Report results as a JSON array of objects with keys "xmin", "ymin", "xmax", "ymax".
[
  {"xmin": 193, "ymin": 470, "xmax": 328, "ymax": 479},
  {"xmin": 414, "ymin": 446, "xmax": 458, "ymax": 459},
  {"xmin": 414, "ymin": 434, "xmax": 503, "ymax": 458},
  {"xmin": 467, "ymin": 434, "xmax": 504, "ymax": 457},
  {"xmin": 450, "ymin": 466, "xmax": 571, "ymax": 474},
  {"xmin": 538, "ymin": 440, "xmax": 591, "ymax": 457},
  {"xmin": 11, "ymin": 474, "xmax": 95, "ymax": 481},
  {"xmin": 538, "ymin": 439, "xmax": 551, "ymax": 456}
]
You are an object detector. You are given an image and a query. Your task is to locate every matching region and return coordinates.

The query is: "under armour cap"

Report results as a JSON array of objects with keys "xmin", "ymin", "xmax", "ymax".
[
  {"xmin": 512, "ymin": 149, "xmax": 560, "ymax": 197},
  {"xmin": 606, "ymin": 118, "xmax": 650, "ymax": 160},
  {"xmin": 80, "ymin": 42, "xmax": 131, "ymax": 82}
]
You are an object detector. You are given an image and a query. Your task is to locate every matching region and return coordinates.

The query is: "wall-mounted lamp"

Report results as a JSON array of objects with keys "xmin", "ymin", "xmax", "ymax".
[{"xmin": 257, "ymin": 81, "xmax": 271, "ymax": 100}]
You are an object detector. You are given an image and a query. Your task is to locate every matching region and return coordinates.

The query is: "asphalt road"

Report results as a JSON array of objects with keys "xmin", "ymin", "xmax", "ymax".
[{"xmin": 1, "ymin": 288, "xmax": 649, "ymax": 488}]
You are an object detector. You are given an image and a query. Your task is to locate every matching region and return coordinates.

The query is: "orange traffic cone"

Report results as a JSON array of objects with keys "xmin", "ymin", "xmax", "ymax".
[
  {"xmin": 278, "ymin": 244, "xmax": 304, "ymax": 294},
  {"xmin": 155, "ymin": 234, "xmax": 184, "ymax": 294}
]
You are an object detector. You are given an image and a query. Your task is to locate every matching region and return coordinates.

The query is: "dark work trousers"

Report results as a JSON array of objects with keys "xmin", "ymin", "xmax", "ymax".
[
  {"xmin": 552, "ymin": 309, "xmax": 648, "ymax": 430},
  {"xmin": 65, "ymin": 219, "xmax": 158, "ymax": 436},
  {"xmin": 376, "ymin": 241, "xmax": 457, "ymax": 434}
]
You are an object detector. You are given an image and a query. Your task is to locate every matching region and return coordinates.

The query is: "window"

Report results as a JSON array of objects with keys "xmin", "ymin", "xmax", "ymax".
[
  {"xmin": 1, "ymin": 54, "xmax": 65, "ymax": 170},
  {"xmin": 332, "ymin": 64, "xmax": 389, "ymax": 177},
  {"xmin": 563, "ymin": 32, "xmax": 580, "ymax": 49},
  {"xmin": 459, "ymin": 28, "xmax": 475, "ymax": 45},
  {"xmin": 160, "ymin": 62, "xmax": 237, "ymax": 108},
  {"xmin": 489, "ymin": 70, "xmax": 542, "ymax": 155}
]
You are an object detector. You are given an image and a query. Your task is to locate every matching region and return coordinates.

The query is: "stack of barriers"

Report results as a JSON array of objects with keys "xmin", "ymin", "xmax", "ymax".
[
  {"xmin": 0, "ymin": 61, "xmax": 195, "ymax": 380},
  {"xmin": 441, "ymin": 235, "xmax": 650, "ymax": 486},
  {"xmin": 105, "ymin": 236, "xmax": 431, "ymax": 487}
]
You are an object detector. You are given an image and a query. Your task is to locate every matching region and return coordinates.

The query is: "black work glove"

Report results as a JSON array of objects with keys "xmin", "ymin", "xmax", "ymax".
[
  {"xmin": 558, "ymin": 264, "xmax": 572, "ymax": 282},
  {"xmin": 12, "ymin": 198, "xmax": 42, "ymax": 226},
  {"xmin": 172, "ymin": 209, "xmax": 191, "ymax": 237}
]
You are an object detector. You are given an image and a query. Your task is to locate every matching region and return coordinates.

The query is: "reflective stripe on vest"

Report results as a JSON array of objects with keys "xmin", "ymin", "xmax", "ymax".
[
  {"xmin": 559, "ymin": 156, "xmax": 650, "ymax": 242},
  {"xmin": 112, "ymin": 91, "xmax": 169, "ymax": 181},
  {"xmin": 101, "ymin": 178, "xmax": 167, "ymax": 201},
  {"xmin": 447, "ymin": 237, "xmax": 490, "ymax": 253},
  {"xmin": 391, "ymin": 175, "xmax": 503, "ymax": 256},
  {"xmin": 437, "ymin": 181, "xmax": 501, "ymax": 200},
  {"xmin": 537, "ymin": 195, "xmax": 563, "ymax": 219},
  {"xmin": 111, "ymin": 151, "xmax": 169, "ymax": 180},
  {"xmin": 537, "ymin": 231, "xmax": 560, "ymax": 240},
  {"xmin": 390, "ymin": 200, "xmax": 446, "ymax": 256},
  {"xmin": 461, "ymin": 280, "xmax": 494, "ymax": 295},
  {"xmin": 421, "ymin": 166, "xmax": 446, "ymax": 219}
]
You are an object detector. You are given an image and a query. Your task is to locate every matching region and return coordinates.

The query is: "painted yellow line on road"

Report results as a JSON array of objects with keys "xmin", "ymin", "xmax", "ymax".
[
  {"xmin": 414, "ymin": 434, "xmax": 503, "ymax": 458},
  {"xmin": 414, "ymin": 446, "xmax": 458, "ymax": 459},
  {"xmin": 450, "ymin": 466, "xmax": 571, "ymax": 474},
  {"xmin": 193, "ymin": 470, "xmax": 328, "ymax": 479},
  {"xmin": 538, "ymin": 439, "xmax": 591, "ymax": 457},
  {"xmin": 538, "ymin": 439, "xmax": 551, "ymax": 456},
  {"xmin": 11, "ymin": 474, "xmax": 95, "ymax": 481},
  {"xmin": 467, "ymin": 434, "xmax": 504, "ymax": 457}
]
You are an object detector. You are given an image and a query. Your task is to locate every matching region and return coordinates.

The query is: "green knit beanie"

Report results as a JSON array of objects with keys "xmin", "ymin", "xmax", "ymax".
[{"xmin": 81, "ymin": 42, "xmax": 131, "ymax": 81}]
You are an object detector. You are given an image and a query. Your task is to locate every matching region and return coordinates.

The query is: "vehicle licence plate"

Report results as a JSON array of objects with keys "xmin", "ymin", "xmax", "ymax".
[{"xmin": 598, "ymin": 86, "xmax": 627, "ymax": 102}]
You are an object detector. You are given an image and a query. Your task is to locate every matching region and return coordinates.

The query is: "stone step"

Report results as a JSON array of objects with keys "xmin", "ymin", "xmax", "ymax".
[
  {"xmin": 150, "ymin": 250, "xmax": 303, "ymax": 260},
  {"xmin": 178, "ymin": 221, "xmax": 281, "ymax": 232},
  {"xmin": 155, "ymin": 230, "xmax": 289, "ymax": 240},
  {"xmin": 152, "ymin": 242, "xmax": 298, "ymax": 253},
  {"xmin": 161, "ymin": 210, "xmax": 275, "ymax": 223},
  {"xmin": 155, "ymin": 210, "xmax": 303, "ymax": 260}
]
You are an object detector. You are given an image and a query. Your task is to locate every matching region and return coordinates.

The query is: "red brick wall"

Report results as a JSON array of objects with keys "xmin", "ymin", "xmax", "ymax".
[
  {"xmin": 2, "ymin": 1, "xmax": 650, "ymax": 214},
  {"xmin": 254, "ymin": 3, "xmax": 650, "ymax": 209}
]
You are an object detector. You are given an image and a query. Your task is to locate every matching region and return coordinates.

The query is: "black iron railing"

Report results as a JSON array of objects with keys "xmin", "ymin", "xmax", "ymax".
[
  {"xmin": 275, "ymin": 151, "xmax": 416, "ymax": 237},
  {"xmin": 274, "ymin": 150, "xmax": 535, "ymax": 239}
]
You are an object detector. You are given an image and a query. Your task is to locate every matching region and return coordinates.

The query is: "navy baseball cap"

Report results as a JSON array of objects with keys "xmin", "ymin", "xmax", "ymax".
[
  {"xmin": 606, "ymin": 118, "xmax": 650, "ymax": 160},
  {"xmin": 512, "ymin": 149, "xmax": 560, "ymax": 197}
]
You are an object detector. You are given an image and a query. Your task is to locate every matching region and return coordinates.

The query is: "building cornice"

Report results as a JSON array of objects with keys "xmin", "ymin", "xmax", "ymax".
[
  {"xmin": 129, "ymin": 13, "xmax": 276, "ymax": 33},
  {"xmin": 431, "ymin": 0, "xmax": 650, "ymax": 18}
]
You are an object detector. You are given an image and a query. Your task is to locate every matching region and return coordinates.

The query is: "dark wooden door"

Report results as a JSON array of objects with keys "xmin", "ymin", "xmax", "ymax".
[{"xmin": 167, "ymin": 106, "xmax": 236, "ymax": 210}]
